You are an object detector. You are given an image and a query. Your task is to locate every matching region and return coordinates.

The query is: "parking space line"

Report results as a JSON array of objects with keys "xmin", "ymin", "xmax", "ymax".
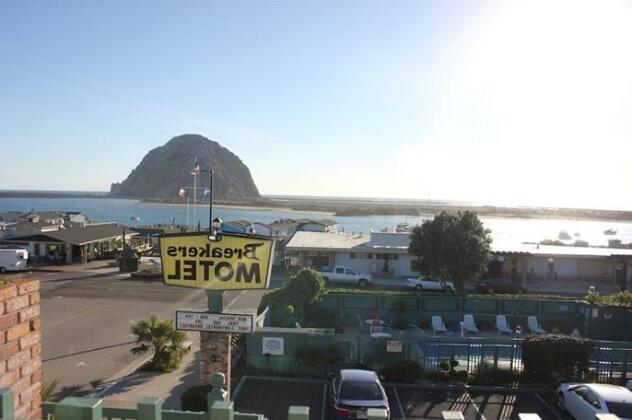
[
  {"xmin": 321, "ymin": 383, "xmax": 327, "ymax": 420},
  {"xmin": 393, "ymin": 387, "xmax": 406, "ymax": 420},
  {"xmin": 534, "ymin": 393, "xmax": 565, "ymax": 420},
  {"xmin": 465, "ymin": 392, "xmax": 487, "ymax": 420}
]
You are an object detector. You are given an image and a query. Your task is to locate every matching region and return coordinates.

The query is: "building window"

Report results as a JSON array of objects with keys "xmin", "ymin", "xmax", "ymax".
[
  {"xmin": 350, "ymin": 253, "xmax": 356, "ymax": 259},
  {"xmin": 368, "ymin": 253, "xmax": 373, "ymax": 259}
]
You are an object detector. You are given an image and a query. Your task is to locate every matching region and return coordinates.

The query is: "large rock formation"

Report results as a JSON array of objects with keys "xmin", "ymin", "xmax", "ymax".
[{"xmin": 110, "ymin": 134, "xmax": 260, "ymax": 200}]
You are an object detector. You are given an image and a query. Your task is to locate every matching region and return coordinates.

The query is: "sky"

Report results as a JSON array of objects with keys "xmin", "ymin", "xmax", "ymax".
[{"xmin": 1, "ymin": 0, "xmax": 632, "ymax": 209}]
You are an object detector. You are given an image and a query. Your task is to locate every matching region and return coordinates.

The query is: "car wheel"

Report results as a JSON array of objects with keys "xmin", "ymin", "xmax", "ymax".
[
  {"xmin": 0, "ymin": 267, "xmax": 5, "ymax": 274},
  {"xmin": 415, "ymin": 285, "xmax": 423, "ymax": 291},
  {"xmin": 487, "ymin": 286, "xmax": 495, "ymax": 294},
  {"xmin": 358, "ymin": 279, "xmax": 368, "ymax": 288},
  {"xmin": 444, "ymin": 286, "xmax": 454, "ymax": 294},
  {"xmin": 557, "ymin": 392, "xmax": 566, "ymax": 411}
]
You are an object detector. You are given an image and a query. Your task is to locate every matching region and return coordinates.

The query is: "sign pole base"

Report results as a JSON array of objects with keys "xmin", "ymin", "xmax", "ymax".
[{"xmin": 200, "ymin": 290, "xmax": 231, "ymax": 395}]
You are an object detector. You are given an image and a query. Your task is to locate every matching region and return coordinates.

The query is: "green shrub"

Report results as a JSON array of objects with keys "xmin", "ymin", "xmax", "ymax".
[
  {"xmin": 583, "ymin": 290, "xmax": 632, "ymax": 307},
  {"xmin": 380, "ymin": 361, "xmax": 424, "ymax": 383},
  {"xmin": 521, "ymin": 334, "xmax": 593, "ymax": 383},
  {"xmin": 469, "ymin": 362, "xmax": 518, "ymax": 386},
  {"xmin": 180, "ymin": 384, "xmax": 212, "ymax": 412}
]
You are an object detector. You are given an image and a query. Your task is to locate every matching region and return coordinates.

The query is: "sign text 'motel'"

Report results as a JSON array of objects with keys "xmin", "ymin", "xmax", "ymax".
[
  {"xmin": 160, "ymin": 232, "xmax": 275, "ymax": 290},
  {"xmin": 176, "ymin": 310, "xmax": 254, "ymax": 334}
]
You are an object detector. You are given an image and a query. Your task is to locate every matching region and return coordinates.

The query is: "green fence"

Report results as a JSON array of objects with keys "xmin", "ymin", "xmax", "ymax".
[
  {"xmin": 315, "ymin": 293, "xmax": 632, "ymax": 341},
  {"xmin": 247, "ymin": 327, "xmax": 632, "ymax": 384}
]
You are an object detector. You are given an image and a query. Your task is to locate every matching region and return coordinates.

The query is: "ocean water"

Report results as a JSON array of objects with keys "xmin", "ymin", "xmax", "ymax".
[{"xmin": 1, "ymin": 197, "xmax": 632, "ymax": 247}]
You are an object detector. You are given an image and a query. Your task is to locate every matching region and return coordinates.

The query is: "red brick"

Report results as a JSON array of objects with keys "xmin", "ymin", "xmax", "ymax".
[
  {"xmin": 12, "ymin": 376, "xmax": 31, "ymax": 394},
  {"xmin": 0, "ymin": 369, "xmax": 18, "ymax": 387},
  {"xmin": 13, "ymin": 403, "xmax": 30, "ymax": 420},
  {"xmin": 0, "ymin": 360, "xmax": 6, "ymax": 375},
  {"xmin": 20, "ymin": 358, "xmax": 40, "ymax": 378},
  {"xmin": 0, "ymin": 285, "xmax": 17, "ymax": 302},
  {"xmin": 0, "ymin": 302, "xmax": 5, "ymax": 316},
  {"xmin": 7, "ymin": 322, "xmax": 30, "ymax": 341},
  {"xmin": 5, "ymin": 295, "xmax": 29, "ymax": 313},
  {"xmin": 28, "ymin": 293, "xmax": 40, "ymax": 305},
  {"xmin": 7, "ymin": 349, "xmax": 31, "ymax": 371},
  {"xmin": 17, "ymin": 280, "xmax": 39, "ymax": 296},
  {"xmin": 18, "ymin": 306, "xmax": 39, "ymax": 323},
  {"xmin": 31, "ymin": 370, "xmax": 42, "ymax": 384},
  {"xmin": 30, "ymin": 343, "xmax": 41, "ymax": 359},
  {"xmin": 0, "ymin": 313, "xmax": 17, "ymax": 330},
  {"xmin": 19, "ymin": 382, "xmax": 40, "ymax": 406},
  {"xmin": 19, "ymin": 332, "xmax": 40, "ymax": 351},
  {"xmin": 29, "ymin": 319, "xmax": 40, "ymax": 331},
  {"xmin": 0, "ymin": 341, "xmax": 19, "ymax": 360}
]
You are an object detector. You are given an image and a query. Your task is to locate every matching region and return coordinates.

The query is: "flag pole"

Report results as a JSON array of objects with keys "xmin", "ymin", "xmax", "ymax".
[{"xmin": 193, "ymin": 171, "xmax": 197, "ymax": 232}]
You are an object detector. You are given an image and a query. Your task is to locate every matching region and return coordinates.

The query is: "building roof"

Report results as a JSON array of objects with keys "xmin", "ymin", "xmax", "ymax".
[
  {"xmin": 0, "ymin": 223, "xmax": 134, "ymax": 246},
  {"xmin": 302, "ymin": 219, "xmax": 338, "ymax": 227},
  {"xmin": 492, "ymin": 242, "xmax": 632, "ymax": 258},
  {"xmin": 286, "ymin": 232, "xmax": 369, "ymax": 251}
]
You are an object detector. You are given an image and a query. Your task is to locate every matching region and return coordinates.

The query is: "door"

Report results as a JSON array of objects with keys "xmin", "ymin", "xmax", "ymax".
[
  {"xmin": 334, "ymin": 266, "xmax": 345, "ymax": 282},
  {"xmin": 567, "ymin": 387, "xmax": 598, "ymax": 419}
]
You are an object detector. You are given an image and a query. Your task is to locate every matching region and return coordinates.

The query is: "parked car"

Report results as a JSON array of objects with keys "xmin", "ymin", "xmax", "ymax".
[
  {"xmin": 405, "ymin": 276, "xmax": 455, "ymax": 293},
  {"xmin": 330, "ymin": 369, "xmax": 390, "ymax": 419},
  {"xmin": 475, "ymin": 278, "xmax": 527, "ymax": 294},
  {"xmin": 317, "ymin": 266, "xmax": 372, "ymax": 288},
  {"xmin": 558, "ymin": 383, "xmax": 632, "ymax": 419}
]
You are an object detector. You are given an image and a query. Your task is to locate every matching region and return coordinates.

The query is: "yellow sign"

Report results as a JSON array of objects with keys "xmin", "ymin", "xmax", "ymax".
[{"xmin": 160, "ymin": 232, "xmax": 275, "ymax": 290}]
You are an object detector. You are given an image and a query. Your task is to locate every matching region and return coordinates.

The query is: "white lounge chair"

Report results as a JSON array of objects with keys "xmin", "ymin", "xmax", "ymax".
[
  {"xmin": 462, "ymin": 314, "xmax": 479, "ymax": 334},
  {"xmin": 527, "ymin": 316, "xmax": 546, "ymax": 334},
  {"xmin": 496, "ymin": 315, "xmax": 513, "ymax": 334},
  {"xmin": 432, "ymin": 316, "xmax": 449, "ymax": 334}
]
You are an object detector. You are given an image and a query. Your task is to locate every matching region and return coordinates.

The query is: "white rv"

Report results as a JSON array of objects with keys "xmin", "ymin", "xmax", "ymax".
[{"xmin": 0, "ymin": 248, "xmax": 29, "ymax": 273}]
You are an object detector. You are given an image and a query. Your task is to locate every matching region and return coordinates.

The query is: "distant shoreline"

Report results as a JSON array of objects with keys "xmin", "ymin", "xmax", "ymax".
[{"xmin": 2, "ymin": 191, "xmax": 632, "ymax": 222}]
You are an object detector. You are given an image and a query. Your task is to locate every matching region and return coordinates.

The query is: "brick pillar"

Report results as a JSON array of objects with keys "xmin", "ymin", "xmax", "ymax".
[
  {"xmin": 200, "ymin": 332, "xmax": 231, "ymax": 397},
  {"xmin": 0, "ymin": 279, "xmax": 41, "ymax": 420}
]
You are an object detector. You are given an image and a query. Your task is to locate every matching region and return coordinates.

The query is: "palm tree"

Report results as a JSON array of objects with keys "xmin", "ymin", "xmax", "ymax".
[{"xmin": 130, "ymin": 314, "xmax": 191, "ymax": 372}]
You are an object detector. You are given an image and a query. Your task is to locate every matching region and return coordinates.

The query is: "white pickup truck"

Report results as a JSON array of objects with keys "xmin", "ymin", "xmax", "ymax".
[{"xmin": 317, "ymin": 266, "xmax": 372, "ymax": 288}]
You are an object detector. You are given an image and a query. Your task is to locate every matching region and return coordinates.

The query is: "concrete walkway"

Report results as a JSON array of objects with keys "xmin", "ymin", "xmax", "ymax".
[{"xmin": 95, "ymin": 339, "xmax": 201, "ymax": 410}]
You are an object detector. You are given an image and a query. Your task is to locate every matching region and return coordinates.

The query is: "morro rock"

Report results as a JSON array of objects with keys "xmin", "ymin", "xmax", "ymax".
[{"xmin": 110, "ymin": 134, "xmax": 260, "ymax": 200}]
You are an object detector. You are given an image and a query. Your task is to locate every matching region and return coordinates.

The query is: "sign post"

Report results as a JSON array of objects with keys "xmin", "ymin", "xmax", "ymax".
[{"xmin": 160, "ymin": 231, "xmax": 275, "ymax": 396}]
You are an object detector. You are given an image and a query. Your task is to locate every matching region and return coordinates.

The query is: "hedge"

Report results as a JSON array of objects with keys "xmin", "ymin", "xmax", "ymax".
[{"xmin": 521, "ymin": 334, "xmax": 593, "ymax": 383}]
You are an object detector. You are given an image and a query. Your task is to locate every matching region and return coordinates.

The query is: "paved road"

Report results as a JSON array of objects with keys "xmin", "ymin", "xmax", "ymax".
[{"xmin": 36, "ymin": 264, "xmax": 266, "ymax": 398}]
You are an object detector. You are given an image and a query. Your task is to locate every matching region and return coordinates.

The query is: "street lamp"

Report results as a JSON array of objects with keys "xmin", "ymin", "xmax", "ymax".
[{"xmin": 209, "ymin": 217, "xmax": 223, "ymax": 242}]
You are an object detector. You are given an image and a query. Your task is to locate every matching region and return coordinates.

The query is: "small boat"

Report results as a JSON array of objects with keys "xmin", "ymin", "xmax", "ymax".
[
  {"xmin": 604, "ymin": 229, "xmax": 617, "ymax": 236},
  {"xmin": 130, "ymin": 216, "xmax": 141, "ymax": 222}
]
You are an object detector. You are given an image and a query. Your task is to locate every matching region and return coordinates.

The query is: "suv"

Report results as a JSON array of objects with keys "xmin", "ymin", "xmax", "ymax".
[
  {"xmin": 475, "ymin": 278, "xmax": 527, "ymax": 294},
  {"xmin": 330, "ymin": 369, "xmax": 390, "ymax": 419}
]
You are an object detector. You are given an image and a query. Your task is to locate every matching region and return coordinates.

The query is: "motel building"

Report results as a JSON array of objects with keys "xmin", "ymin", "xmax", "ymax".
[
  {"xmin": 0, "ymin": 223, "xmax": 136, "ymax": 265},
  {"xmin": 286, "ymin": 231, "xmax": 632, "ymax": 288},
  {"xmin": 285, "ymin": 231, "xmax": 416, "ymax": 277},
  {"xmin": 490, "ymin": 242, "xmax": 632, "ymax": 287}
]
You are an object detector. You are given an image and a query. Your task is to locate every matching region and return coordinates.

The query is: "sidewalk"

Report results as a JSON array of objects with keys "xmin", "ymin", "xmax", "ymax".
[{"xmin": 95, "ymin": 339, "xmax": 201, "ymax": 410}]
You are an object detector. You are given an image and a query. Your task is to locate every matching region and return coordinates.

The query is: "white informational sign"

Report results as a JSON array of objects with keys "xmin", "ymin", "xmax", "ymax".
[
  {"xmin": 176, "ymin": 311, "xmax": 254, "ymax": 334},
  {"xmin": 387, "ymin": 340, "xmax": 403, "ymax": 353},
  {"xmin": 262, "ymin": 337, "xmax": 284, "ymax": 355}
]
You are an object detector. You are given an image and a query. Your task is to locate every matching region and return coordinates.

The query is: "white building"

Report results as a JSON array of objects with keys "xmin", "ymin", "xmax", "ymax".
[
  {"xmin": 298, "ymin": 219, "xmax": 339, "ymax": 233},
  {"xmin": 285, "ymin": 231, "xmax": 415, "ymax": 277},
  {"xmin": 491, "ymin": 242, "xmax": 632, "ymax": 286}
]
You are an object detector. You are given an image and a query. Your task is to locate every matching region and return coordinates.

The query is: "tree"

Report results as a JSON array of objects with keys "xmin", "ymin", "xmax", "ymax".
[
  {"xmin": 130, "ymin": 314, "xmax": 191, "ymax": 372},
  {"xmin": 284, "ymin": 268, "xmax": 326, "ymax": 318},
  {"xmin": 409, "ymin": 211, "xmax": 492, "ymax": 291}
]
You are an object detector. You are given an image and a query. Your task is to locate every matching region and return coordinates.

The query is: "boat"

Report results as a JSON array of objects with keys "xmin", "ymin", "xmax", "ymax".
[{"xmin": 604, "ymin": 229, "xmax": 617, "ymax": 235}]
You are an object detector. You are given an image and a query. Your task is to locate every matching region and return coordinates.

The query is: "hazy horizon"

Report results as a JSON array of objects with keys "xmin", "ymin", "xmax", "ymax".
[{"xmin": 2, "ymin": 1, "xmax": 632, "ymax": 210}]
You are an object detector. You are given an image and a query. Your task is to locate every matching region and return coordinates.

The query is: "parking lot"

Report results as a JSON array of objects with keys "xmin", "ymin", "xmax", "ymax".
[{"xmin": 233, "ymin": 377, "xmax": 572, "ymax": 420}]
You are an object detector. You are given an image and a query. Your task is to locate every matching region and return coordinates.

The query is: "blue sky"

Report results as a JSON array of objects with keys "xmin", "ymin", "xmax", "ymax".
[{"xmin": 2, "ymin": 1, "xmax": 632, "ymax": 209}]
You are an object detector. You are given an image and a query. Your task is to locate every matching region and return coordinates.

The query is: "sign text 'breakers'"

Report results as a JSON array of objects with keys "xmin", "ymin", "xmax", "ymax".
[
  {"xmin": 176, "ymin": 311, "xmax": 254, "ymax": 334},
  {"xmin": 160, "ymin": 233, "xmax": 274, "ymax": 290}
]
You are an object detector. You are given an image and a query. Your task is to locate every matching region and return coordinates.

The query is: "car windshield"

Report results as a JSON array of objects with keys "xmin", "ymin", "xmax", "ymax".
[
  {"xmin": 340, "ymin": 381, "xmax": 383, "ymax": 400},
  {"xmin": 606, "ymin": 402, "xmax": 632, "ymax": 418}
]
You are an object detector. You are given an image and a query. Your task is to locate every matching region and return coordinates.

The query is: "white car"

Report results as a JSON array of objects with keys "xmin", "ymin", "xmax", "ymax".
[
  {"xmin": 558, "ymin": 383, "xmax": 632, "ymax": 419},
  {"xmin": 405, "ymin": 277, "xmax": 455, "ymax": 293}
]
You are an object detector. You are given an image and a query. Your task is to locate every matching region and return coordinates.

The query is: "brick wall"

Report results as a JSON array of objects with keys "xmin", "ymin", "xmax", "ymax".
[{"xmin": 0, "ymin": 279, "xmax": 41, "ymax": 420}]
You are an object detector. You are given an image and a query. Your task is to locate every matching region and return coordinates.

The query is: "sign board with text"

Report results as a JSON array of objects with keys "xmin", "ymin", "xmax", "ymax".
[
  {"xmin": 387, "ymin": 340, "xmax": 403, "ymax": 353},
  {"xmin": 176, "ymin": 310, "xmax": 254, "ymax": 334},
  {"xmin": 160, "ymin": 232, "xmax": 275, "ymax": 290}
]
